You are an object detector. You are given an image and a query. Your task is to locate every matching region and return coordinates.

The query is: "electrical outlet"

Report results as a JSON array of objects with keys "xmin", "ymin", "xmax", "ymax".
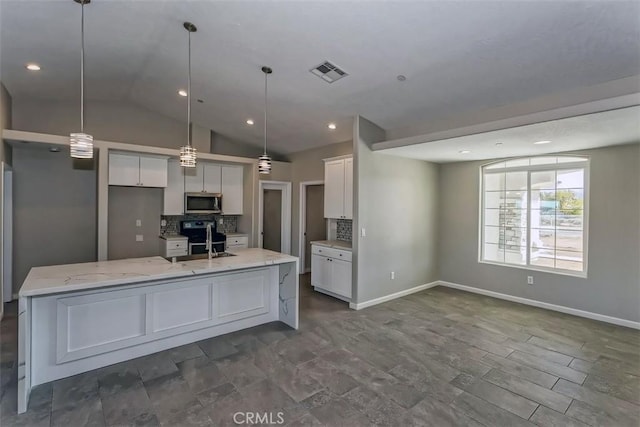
[
  {"xmin": 136, "ymin": 235, "xmax": 144, "ymax": 242},
  {"xmin": 160, "ymin": 219, "xmax": 167, "ymax": 227},
  {"xmin": 219, "ymin": 218, "xmax": 224, "ymax": 225},
  {"xmin": 136, "ymin": 219, "xmax": 142, "ymax": 227},
  {"xmin": 391, "ymin": 271, "xmax": 395, "ymax": 280},
  {"xmin": 361, "ymin": 227, "xmax": 366, "ymax": 237},
  {"xmin": 527, "ymin": 276, "xmax": 534, "ymax": 285}
]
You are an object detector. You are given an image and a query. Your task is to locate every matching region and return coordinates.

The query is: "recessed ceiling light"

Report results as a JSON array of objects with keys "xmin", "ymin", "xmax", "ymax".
[
  {"xmin": 25, "ymin": 63, "xmax": 41, "ymax": 71},
  {"xmin": 177, "ymin": 89, "xmax": 188, "ymax": 97},
  {"xmin": 459, "ymin": 150, "xmax": 471, "ymax": 154},
  {"xmin": 246, "ymin": 119, "xmax": 254, "ymax": 125},
  {"xmin": 328, "ymin": 123, "xmax": 337, "ymax": 130},
  {"xmin": 534, "ymin": 140, "xmax": 551, "ymax": 145},
  {"xmin": 49, "ymin": 146, "xmax": 60, "ymax": 153},
  {"xmin": 495, "ymin": 142, "xmax": 503, "ymax": 146}
]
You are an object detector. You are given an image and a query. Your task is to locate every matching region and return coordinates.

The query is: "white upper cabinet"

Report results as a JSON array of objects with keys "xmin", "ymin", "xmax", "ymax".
[
  {"xmin": 185, "ymin": 162, "xmax": 222, "ymax": 193},
  {"xmin": 323, "ymin": 156, "xmax": 353, "ymax": 219},
  {"xmin": 203, "ymin": 163, "xmax": 222, "ymax": 193},
  {"xmin": 109, "ymin": 153, "xmax": 168, "ymax": 188},
  {"xmin": 163, "ymin": 159, "xmax": 184, "ymax": 215},
  {"xmin": 221, "ymin": 165, "xmax": 243, "ymax": 215}
]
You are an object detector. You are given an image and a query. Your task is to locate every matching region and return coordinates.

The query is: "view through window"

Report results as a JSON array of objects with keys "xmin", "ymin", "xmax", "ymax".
[{"xmin": 481, "ymin": 156, "xmax": 588, "ymax": 275}]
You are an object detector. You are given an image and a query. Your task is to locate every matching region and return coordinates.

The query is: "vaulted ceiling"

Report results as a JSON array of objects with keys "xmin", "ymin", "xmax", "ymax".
[{"xmin": 1, "ymin": 1, "xmax": 639, "ymax": 154}]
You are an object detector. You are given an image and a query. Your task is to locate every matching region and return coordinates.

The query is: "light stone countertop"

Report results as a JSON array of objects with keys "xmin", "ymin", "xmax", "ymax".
[
  {"xmin": 159, "ymin": 234, "xmax": 188, "ymax": 241},
  {"xmin": 19, "ymin": 248, "xmax": 298, "ymax": 298},
  {"xmin": 310, "ymin": 240, "xmax": 352, "ymax": 251}
]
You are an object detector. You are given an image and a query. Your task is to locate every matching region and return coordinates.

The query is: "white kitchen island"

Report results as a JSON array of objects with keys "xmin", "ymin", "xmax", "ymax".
[{"xmin": 17, "ymin": 248, "xmax": 298, "ymax": 414}]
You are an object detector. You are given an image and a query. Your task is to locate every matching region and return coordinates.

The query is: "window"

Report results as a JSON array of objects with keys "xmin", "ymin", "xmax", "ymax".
[{"xmin": 480, "ymin": 156, "xmax": 588, "ymax": 276}]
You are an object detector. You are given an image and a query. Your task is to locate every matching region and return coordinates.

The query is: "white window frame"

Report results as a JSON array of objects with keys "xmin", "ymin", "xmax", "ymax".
[{"xmin": 478, "ymin": 155, "xmax": 590, "ymax": 278}]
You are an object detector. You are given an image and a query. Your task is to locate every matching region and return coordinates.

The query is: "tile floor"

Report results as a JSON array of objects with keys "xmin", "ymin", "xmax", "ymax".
[{"xmin": 1, "ymin": 274, "xmax": 638, "ymax": 426}]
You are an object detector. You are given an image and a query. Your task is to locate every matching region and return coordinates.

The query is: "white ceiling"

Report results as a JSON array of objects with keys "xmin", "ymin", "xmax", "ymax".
[
  {"xmin": 376, "ymin": 106, "xmax": 640, "ymax": 163},
  {"xmin": 1, "ymin": 1, "xmax": 639, "ymax": 154}
]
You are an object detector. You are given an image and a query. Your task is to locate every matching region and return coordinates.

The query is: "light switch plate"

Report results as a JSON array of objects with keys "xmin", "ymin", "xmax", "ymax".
[
  {"xmin": 361, "ymin": 227, "xmax": 366, "ymax": 237},
  {"xmin": 136, "ymin": 235, "xmax": 144, "ymax": 242},
  {"xmin": 136, "ymin": 219, "xmax": 142, "ymax": 227}
]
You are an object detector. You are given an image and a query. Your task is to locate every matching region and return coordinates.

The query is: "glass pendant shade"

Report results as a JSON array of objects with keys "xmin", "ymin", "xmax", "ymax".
[
  {"xmin": 180, "ymin": 145, "xmax": 197, "ymax": 168},
  {"xmin": 70, "ymin": 133, "xmax": 93, "ymax": 159},
  {"xmin": 258, "ymin": 154, "xmax": 272, "ymax": 174}
]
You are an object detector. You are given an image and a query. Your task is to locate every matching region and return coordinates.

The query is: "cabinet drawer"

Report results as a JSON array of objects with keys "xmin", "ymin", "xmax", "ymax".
[
  {"xmin": 227, "ymin": 236, "xmax": 248, "ymax": 246},
  {"xmin": 165, "ymin": 240, "xmax": 188, "ymax": 250},
  {"xmin": 166, "ymin": 248, "xmax": 188, "ymax": 257},
  {"xmin": 311, "ymin": 245, "xmax": 352, "ymax": 262}
]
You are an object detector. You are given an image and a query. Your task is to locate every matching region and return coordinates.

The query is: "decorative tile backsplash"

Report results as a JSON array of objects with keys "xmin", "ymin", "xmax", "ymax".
[
  {"xmin": 336, "ymin": 219, "xmax": 352, "ymax": 242},
  {"xmin": 161, "ymin": 214, "xmax": 238, "ymax": 235}
]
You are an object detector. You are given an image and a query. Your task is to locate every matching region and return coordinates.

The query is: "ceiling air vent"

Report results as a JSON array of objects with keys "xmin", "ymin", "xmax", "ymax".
[{"xmin": 310, "ymin": 61, "xmax": 348, "ymax": 83}]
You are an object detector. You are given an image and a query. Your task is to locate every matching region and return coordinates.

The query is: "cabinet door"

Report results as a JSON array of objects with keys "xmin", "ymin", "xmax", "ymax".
[
  {"xmin": 343, "ymin": 157, "xmax": 353, "ymax": 220},
  {"xmin": 184, "ymin": 163, "xmax": 204, "ymax": 192},
  {"xmin": 324, "ymin": 159, "xmax": 345, "ymax": 219},
  {"xmin": 163, "ymin": 160, "xmax": 184, "ymax": 215},
  {"xmin": 203, "ymin": 163, "xmax": 222, "ymax": 193},
  {"xmin": 221, "ymin": 165, "xmax": 243, "ymax": 215},
  {"xmin": 139, "ymin": 156, "xmax": 168, "ymax": 188},
  {"xmin": 311, "ymin": 254, "xmax": 328, "ymax": 289},
  {"xmin": 109, "ymin": 154, "xmax": 140, "ymax": 186},
  {"xmin": 331, "ymin": 258, "xmax": 352, "ymax": 298}
]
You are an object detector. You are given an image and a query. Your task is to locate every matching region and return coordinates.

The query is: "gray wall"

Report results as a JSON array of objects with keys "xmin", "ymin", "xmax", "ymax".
[
  {"xmin": 108, "ymin": 186, "xmax": 163, "ymax": 260},
  {"xmin": 12, "ymin": 146, "xmax": 97, "ymax": 294},
  {"xmin": 212, "ymin": 132, "xmax": 286, "ymax": 161},
  {"xmin": 11, "ymin": 98, "xmax": 209, "ymax": 151},
  {"xmin": 1, "ymin": 82, "xmax": 12, "ymax": 311},
  {"xmin": 354, "ymin": 116, "xmax": 440, "ymax": 303},
  {"xmin": 289, "ymin": 140, "xmax": 352, "ymax": 258},
  {"xmin": 439, "ymin": 143, "xmax": 640, "ymax": 322}
]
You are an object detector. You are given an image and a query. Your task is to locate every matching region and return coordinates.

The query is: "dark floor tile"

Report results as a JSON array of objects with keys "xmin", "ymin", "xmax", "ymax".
[
  {"xmin": 481, "ymin": 352, "xmax": 558, "ymax": 388},
  {"xmin": 197, "ymin": 337, "xmax": 239, "ymax": 360},
  {"xmin": 403, "ymin": 397, "xmax": 484, "ymax": 427},
  {"xmin": 483, "ymin": 368, "xmax": 571, "ymax": 413},
  {"xmin": 508, "ymin": 350, "xmax": 587, "ymax": 384},
  {"xmin": 238, "ymin": 379, "xmax": 298, "ymax": 412},
  {"xmin": 135, "ymin": 352, "xmax": 179, "ymax": 383},
  {"xmin": 530, "ymin": 405, "xmax": 589, "ymax": 427},
  {"xmin": 298, "ymin": 358, "xmax": 359, "ymax": 396},
  {"xmin": 178, "ymin": 355, "xmax": 227, "ymax": 394},
  {"xmin": 158, "ymin": 400, "xmax": 213, "ymax": 427},
  {"xmin": 216, "ymin": 357, "xmax": 265, "ymax": 389},
  {"xmin": 51, "ymin": 394, "xmax": 105, "ymax": 427},
  {"xmin": 451, "ymin": 392, "xmax": 535, "ymax": 427},
  {"xmin": 196, "ymin": 382, "xmax": 237, "ymax": 407},
  {"xmin": 166, "ymin": 343, "xmax": 206, "ymax": 364},
  {"xmin": 144, "ymin": 373, "xmax": 200, "ymax": 420},
  {"xmin": 309, "ymin": 398, "xmax": 358, "ymax": 425},
  {"xmin": 101, "ymin": 383, "xmax": 152, "ymax": 426},
  {"xmin": 98, "ymin": 361, "xmax": 141, "ymax": 397},
  {"xmin": 52, "ymin": 371, "xmax": 99, "ymax": 411}
]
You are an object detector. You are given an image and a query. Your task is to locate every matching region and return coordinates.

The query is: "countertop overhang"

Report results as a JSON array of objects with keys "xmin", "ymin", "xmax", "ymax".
[{"xmin": 19, "ymin": 248, "xmax": 298, "ymax": 297}]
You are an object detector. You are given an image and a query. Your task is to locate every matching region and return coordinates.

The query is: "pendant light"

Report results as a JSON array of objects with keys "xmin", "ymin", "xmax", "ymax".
[
  {"xmin": 180, "ymin": 22, "xmax": 197, "ymax": 168},
  {"xmin": 70, "ymin": 0, "xmax": 93, "ymax": 159},
  {"xmin": 258, "ymin": 66, "xmax": 273, "ymax": 174}
]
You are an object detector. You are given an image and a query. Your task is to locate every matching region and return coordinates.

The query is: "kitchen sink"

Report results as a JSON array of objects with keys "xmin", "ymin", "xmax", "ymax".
[{"xmin": 165, "ymin": 252, "xmax": 237, "ymax": 262}]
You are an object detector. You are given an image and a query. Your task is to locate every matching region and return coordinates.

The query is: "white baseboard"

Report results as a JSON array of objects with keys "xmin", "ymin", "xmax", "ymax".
[
  {"xmin": 349, "ymin": 281, "xmax": 439, "ymax": 310},
  {"xmin": 438, "ymin": 281, "xmax": 640, "ymax": 330}
]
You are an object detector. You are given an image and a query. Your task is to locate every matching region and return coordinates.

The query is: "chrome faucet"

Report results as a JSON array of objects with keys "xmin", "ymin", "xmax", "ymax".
[{"xmin": 206, "ymin": 223, "xmax": 217, "ymax": 259}]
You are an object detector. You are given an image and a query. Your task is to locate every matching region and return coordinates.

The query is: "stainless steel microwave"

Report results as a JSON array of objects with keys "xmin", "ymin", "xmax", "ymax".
[{"xmin": 185, "ymin": 192, "xmax": 222, "ymax": 214}]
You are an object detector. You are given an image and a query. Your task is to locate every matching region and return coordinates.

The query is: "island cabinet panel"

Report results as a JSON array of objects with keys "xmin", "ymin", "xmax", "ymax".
[
  {"xmin": 30, "ymin": 266, "xmax": 282, "ymax": 388},
  {"xmin": 151, "ymin": 280, "xmax": 212, "ymax": 333},
  {"xmin": 215, "ymin": 269, "xmax": 269, "ymax": 323},
  {"xmin": 56, "ymin": 291, "xmax": 146, "ymax": 363}
]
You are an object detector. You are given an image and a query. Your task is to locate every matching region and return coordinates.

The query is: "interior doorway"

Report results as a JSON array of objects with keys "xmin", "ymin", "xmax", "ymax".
[
  {"xmin": 299, "ymin": 181, "xmax": 325, "ymax": 273},
  {"xmin": 258, "ymin": 181, "xmax": 291, "ymax": 254}
]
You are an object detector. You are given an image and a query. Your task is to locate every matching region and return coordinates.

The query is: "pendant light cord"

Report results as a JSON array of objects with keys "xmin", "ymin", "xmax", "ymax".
[
  {"xmin": 187, "ymin": 29, "xmax": 192, "ymax": 148},
  {"xmin": 80, "ymin": 1, "xmax": 85, "ymax": 133},
  {"xmin": 263, "ymin": 71, "xmax": 268, "ymax": 155}
]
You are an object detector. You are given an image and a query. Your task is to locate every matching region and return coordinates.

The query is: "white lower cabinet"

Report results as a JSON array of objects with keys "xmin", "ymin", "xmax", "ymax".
[{"xmin": 311, "ymin": 245, "xmax": 352, "ymax": 300}]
